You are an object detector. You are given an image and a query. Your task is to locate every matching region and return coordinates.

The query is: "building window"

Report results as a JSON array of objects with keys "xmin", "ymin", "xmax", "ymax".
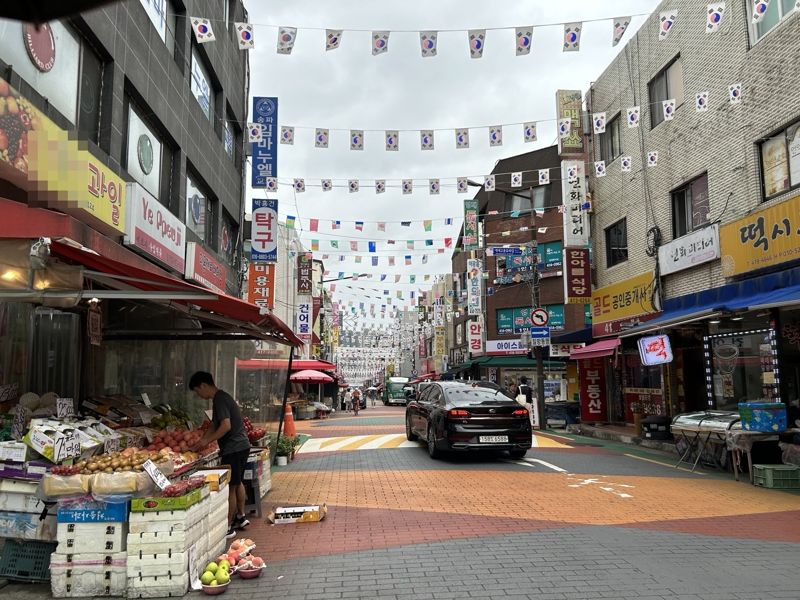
[
  {"xmin": 126, "ymin": 102, "xmax": 164, "ymax": 199},
  {"xmin": 190, "ymin": 48, "xmax": 214, "ymax": 121},
  {"xmin": 502, "ymin": 187, "xmax": 548, "ymax": 214},
  {"xmin": 139, "ymin": 0, "xmax": 176, "ymax": 56},
  {"xmin": 224, "ymin": 119, "xmax": 235, "ymax": 159},
  {"xmin": 221, "ymin": 209, "xmax": 238, "ymax": 266},
  {"xmin": 671, "ymin": 173, "xmax": 710, "ymax": 238},
  {"xmin": 605, "ymin": 219, "xmax": 628, "ymax": 267},
  {"xmin": 599, "ymin": 113, "xmax": 622, "ymax": 164},
  {"xmin": 648, "ymin": 57, "xmax": 684, "ymax": 128},
  {"xmin": 77, "ymin": 44, "xmax": 103, "ymax": 145},
  {"xmin": 186, "ymin": 174, "xmax": 216, "ymax": 247},
  {"xmin": 760, "ymin": 120, "xmax": 800, "ymax": 200},
  {"xmin": 749, "ymin": 0, "xmax": 797, "ymax": 43}
]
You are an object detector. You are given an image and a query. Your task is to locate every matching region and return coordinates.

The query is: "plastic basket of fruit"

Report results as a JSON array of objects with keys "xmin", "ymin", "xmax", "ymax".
[
  {"xmin": 234, "ymin": 556, "xmax": 265, "ymax": 579},
  {"xmin": 201, "ymin": 581, "xmax": 230, "ymax": 595}
]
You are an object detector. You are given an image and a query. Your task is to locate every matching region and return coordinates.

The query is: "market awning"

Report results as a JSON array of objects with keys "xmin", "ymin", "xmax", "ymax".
[
  {"xmin": 618, "ymin": 306, "xmax": 723, "ymax": 338},
  {"xmin": 290, "ymin": 370, "xmax": 334, "ymax": 384},
  {"xmin": 550, "ymin": 327, "xmax": 593, "ymax": 344},
  {"xmin": 725, "ymin": 282, "xmax": 800, "ymax": 312},
  {"xmin": 235, "ymin": 359, "xmax": 337, "ymax": 372},
  {"xmin": 570, "ymin": 339, "xmax": 621, "ymax": 360},
  {"xmin": 47, "ymin": 241, "xmax": 301, "ymax": 346},
  {"xmin": 476, "ymin": 356, "xmax": 565, "ymax": 369}
]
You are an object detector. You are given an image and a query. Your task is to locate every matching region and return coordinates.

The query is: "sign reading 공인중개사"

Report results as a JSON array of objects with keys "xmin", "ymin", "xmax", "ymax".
[
  {"xmin": 251, "ymin": 199, "xmax": 278, "ymax": 262},
  {"xmin": 719, "ymin": 193, "xmax": 800, "ymax": 277},
  {"xmin": 125, "ymin": 182, "xmax": 186, "ymax": 272},
  {"xmin": 251, "ymin": 97, "xmax": 278, "ymax": 187},
  {"xmin": 658, "ymin": 224, "xmax": 720, "ymax": 276},
  {"xmin": 591, "ymin": 271, "xmax": 659, "ymax": 337}
]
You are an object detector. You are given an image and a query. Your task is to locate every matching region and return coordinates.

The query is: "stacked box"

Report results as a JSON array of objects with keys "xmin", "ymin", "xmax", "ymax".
[
  {"xmin": 204, "ymin": 491, "xmax": 230, "ymax": 564},
  {"xmin": 0, "ymin": 478, "xmax": 57, "ymax": 541},
  {"xmin": 50, "ymin": 552, "xmax": 127, "ymax": 598},
  {"xmin": 56, "ymin": 521, "xmax": 128, "ymax": 553},
  {"xmin": 127, "ymin": 494, "xmax": 212, "ymax": 598}
]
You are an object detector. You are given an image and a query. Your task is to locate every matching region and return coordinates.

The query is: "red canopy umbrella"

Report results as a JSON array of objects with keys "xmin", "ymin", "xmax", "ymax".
[{"xmin": 290, "ymin": 369, "xmax": 334, "ymax": 384}]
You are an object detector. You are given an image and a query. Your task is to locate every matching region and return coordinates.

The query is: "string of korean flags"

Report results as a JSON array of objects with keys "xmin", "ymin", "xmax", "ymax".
[{"xmin": 190, "ymin": 5, "xmax": 752, "ymax": 57}]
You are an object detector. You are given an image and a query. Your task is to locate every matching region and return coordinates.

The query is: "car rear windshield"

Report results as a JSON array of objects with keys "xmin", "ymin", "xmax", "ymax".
[{"xmin": 444, "ymin": 386, "xmax": 514, "ymax": 404}]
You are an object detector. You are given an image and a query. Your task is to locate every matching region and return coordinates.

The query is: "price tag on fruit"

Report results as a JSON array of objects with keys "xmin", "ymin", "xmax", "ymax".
[
  {"xmin": 141, "ymin": 393, "xmax": 151, "ymax": 407},
  {"xmin": 56, "ymin": 397, "xmax": 75, "ymax": 419},
  {"xmin": 142, "ymin": 459, "xmax": 171, "ymax": 490},
  {"xmin": 54, "ymin": 432, "xmax": 81, "ymax": 463},
  {"xmin": 11, "ymin": 404, "xmax": 26, "ymax": 441},
  {"xmin": 104, "ymin": 436, "xmax": 121, "ymax": 454}
]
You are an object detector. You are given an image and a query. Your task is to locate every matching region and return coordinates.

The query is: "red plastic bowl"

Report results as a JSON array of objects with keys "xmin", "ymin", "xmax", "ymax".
[
  {"xmin": 201, "ymin": 581, "xmax": 230, "ymax": 595},
  {"xmin": 237, "ymin": 568, "xmax": 263, "ymax": 579}
]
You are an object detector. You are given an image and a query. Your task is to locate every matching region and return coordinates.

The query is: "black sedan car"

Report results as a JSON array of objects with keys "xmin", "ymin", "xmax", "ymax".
[{"xmin": 405, "ymin": 381, "xmax": 532, "ymax": 459}]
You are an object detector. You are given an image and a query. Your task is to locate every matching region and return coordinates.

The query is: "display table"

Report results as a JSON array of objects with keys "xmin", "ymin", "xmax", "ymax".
[{"xmin": 672, "ymin": 411, "xmax": 741, "ymax": 472}]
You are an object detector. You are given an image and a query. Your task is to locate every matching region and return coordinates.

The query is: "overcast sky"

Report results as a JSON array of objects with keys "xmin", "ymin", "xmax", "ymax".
[{"xmin": 244, "ymin": 0, "xmax": 662, "ymax": 323}]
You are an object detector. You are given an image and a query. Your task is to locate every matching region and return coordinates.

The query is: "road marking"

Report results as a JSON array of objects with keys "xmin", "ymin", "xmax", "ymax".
[
  {"xmin": 624, "ymin": 453, "xmax": 705, "ymax": 475},
  {"xmin": 527, "ymin": 458, "xmax": 568, "ymax": 472},
  {"xmin": 299, "ymin": 434, "xmax": 418, "ymax": 454},
  {"xmin": 531, "ymin": 434, "xmax": 571, "ymax": 449}
]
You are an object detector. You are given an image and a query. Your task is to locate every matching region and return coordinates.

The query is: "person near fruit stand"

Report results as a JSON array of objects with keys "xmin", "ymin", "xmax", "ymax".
[{"xmin": 189, "ymin": 371, "xmax": 251, "ymax": 539}]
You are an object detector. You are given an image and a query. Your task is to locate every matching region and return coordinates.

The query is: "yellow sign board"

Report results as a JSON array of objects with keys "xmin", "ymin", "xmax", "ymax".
[
  {"xmin": 720, "ymin": 193, "xmax": 800, "ymax": 277},
  {"xmin": 0, "ymin": 77, "xmax": 125, "ymax": 235},
  {"xmin": 591, "ymin": 271, "xmax": 657, "ymax": 324},
  {"xmin": 434, "ymin": 325, "xmax": 446, "ymax": 357}
]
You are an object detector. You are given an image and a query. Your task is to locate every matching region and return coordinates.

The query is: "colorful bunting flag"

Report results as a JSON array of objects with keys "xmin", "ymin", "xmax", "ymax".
[
  {"xmin": 706, "ymin": 3, "xmax": 726, "ymax": 33},
  {"xmin": 372, "ymin": 257, "xmax": 379, "ymax": 266},
  {"xmin": 286, "ymin": 215, "xmax": 296, "ymax": 229},
  {"xmin": 368, "ymin": 241, "xmax": 377, "ymax": 253},
  {"xmin": 422, "ymin": 255, "xmax": 429, "ymax": 264},
  {"xmin": 457, "ymin": 178, "xmax": 469, "ymax": 193},
  {"xmin": 277, "ymin": 26, "xmax": 297, "ymax": 54},
  {"xmin": 332, "ymin": 220, "xmax": 340, "ymax": 230},
  {"xmin": 696, "ymin": 92, "xmax": 709, "ymax": 112},
  {"xmin": 401, "ymin": 221, "xmax": 411, "ymax": 227},
  {"xmin": 523, "ymin": 122, "xmax": 537, "ymax": 143},
  {"xmin": 378, "ymin": 222, "xmax": 386, "ymax": 232},
  {"xmin": 247, "ymin": 123, "xmax": 262, "ymax": 142},
  {"xmin": 386, "ymin": 130, "xmax": 399, "ymax": 151},
  {"xmin": 388, "ymin": 257, "xmax": 396, "ymax": 266},
  {"xmin": 355, "ymin": 256, "xmax": 362, "ymax": 264},
  {"xmin": 444, "ymin": 238, "xmax": 453, "ymax": 248},
  {"xmin": 468, "ymin": 29, "xmax": 486, "ymax": 59},
  {"xmin": 407, "ymin": 240, "xmax": 415, "ymax": 249},
  {"xmin": 191, "ymin": 17, "xmax": 215, "ymax": 43},
  {"xmin": 311, "ymin": 239, "xmax": 319, "ymax": 251},
  {"xmin": 489, "ymin": 125, "xmax": 503, "ymax": 147},
  {"xmin": 420, "ymin": 130, "xmax": 435, "ymax": 150},
  {"xmin": 350, "ymin": 241, "xmax": 359, "ymax": 251},
  {"xmin": 402, "ymin": 180, "xmax": 413, "ymax": 194},
  {"xmin": 293, "ymin": 178, "xmax": 305, "ymax": 193},
  {"xmin": 315, "ymin": 128, "xmax": 329, "ymax": 148},
  {"xmin": 627, "ymin": 107, "xmax": 641, "ymax": 128},
  {"xmin": 516, "ymin": 27, "xmax": 533, "ymax": 55},
  {"xmin": 612, "ymin": 17, "xmax": 631, "ymax": 46},
  {"xmin": 326, "ymin": 29, "xmax": 343, "ymax": 50},
  {"xmin": 372, "ymin": 31, "xmax": 390, "ymax": 55},
  {"xmin": 410, "ymin": 275, "xmax": 416, "ymax": 284},
  {"xmin": 563, "ymin": 22, "xmax": 582, "ymax": 51},
  {"xmin": 658, "ymin": 11, "xmax": 677, "ymax": 41},
  {"xmin": 331, "ymin": 240, "xmax": 339, "ymax": 249},
  {"xmin": 445, "ymin": 217, "xmax": 453, "ymax": 225},
  {"xmin": 423, "ymin": 220, "xmax": 433, "ymax": 232},
  {"xmin": 355, "ymin": 221, "xmax": 364, "ymax": 231},
  {"xmin": 429, "ymin": 179, "xmax": 440, "ymax": 195},
  {"xmin": 405, "ymin": 256, "xmax": 412, "ymax": 266},
  {"xmin": 455, "ymin": 128, "xmax": 470, "ymax": 149},
  {"xmin": 395, "ymin": 275, "xmax": 402, "ymax": 283},
  {"xmin": 235, "ymin": 22, "xmax": 254, "ymax": 49},
  {"xmin": 310, "ymin": 219, "xmax": 319, "ymax": 232},
  {"xmin": 280, "ymin": 126, "xmax": 294, "ymax": 144},
  {"xmin": 420, "ymin": 31, "xmax": 438, "ymax": 57}
]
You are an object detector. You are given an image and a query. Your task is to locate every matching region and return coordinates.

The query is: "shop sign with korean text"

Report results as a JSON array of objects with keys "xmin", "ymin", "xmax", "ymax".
[
  {"xmin": 251, "ymin": 198, "xmax": 278, "ymax": 262},
  {"xmin": 563, "ymin": 247, "xmax": 591, "ymax": 304},
  {"xmin": 463, "ymin": 199, "xmax": 480, "ymax": 250},
  {"xmin": 497, "ymin": 307, "xmax": 536, "ymax": 335},
  {"xmin": 297, "ymin": 252, "xmax": 313, "ymax": 294},
  {"xmin": 556, "ymin": 90, "xmax": 586, "ymax": 154},
  {"xmin": 418, "ymin": 333, "xmax": 427, "ymax": 359},
  {"xmin": 434, "ymin": 326, "xmax": 446, "ymax": 357},
  {"xmin": 561, "ymin": 161, "xmax": 590, "ymax": 247},
  {"xmin": 550, "ymin": 343, "xmax": 585, "ymax": 357},
  {"xmin": 0, "ymin": 76, "xmax": 125, "ymax": 236},
  {"xmin": 185, "ymin": 242, "xmax": 226, "ymax": 293},
  {"xmin": 579, "ymin": 357, "xmax": 607, "ymax": 422},
  {"xmin": 638, "ymin": 334, "xmax": 674, "ymax": 366},
  {"xmin": 125, "ymin": 182, "xmax": 186, "ymax": 272},
  {"xmin": 247, "ymin": 262, "xmax": 275, "ymax": 310},
  {"xmin": 659, "ymin": 224, "xmax": 719, "ymax": 276},
  {"xmin": 296, "ymin": 296, "xmax": 312, "ymax": 341},
  {"xmin": 251, "ymin": 97, "xmax": 278, "ymax": 187},
  {"xmin": 486, "ymin": 339, "xmax": 527, "ymax": 356},
  {"xmin": 468, "ymin": 318, "xmax": 484, "ymax": 356},
  {"xmin": 720, "ymin": 193, "xmax": 800, "ymax": 276},
  {"xmin": 467, "ymin": 259, "xmax": 483, "ymax": 316},
  {"xmin": 591, "ymin": 271, "xmax": 659, "ymax": 337}
]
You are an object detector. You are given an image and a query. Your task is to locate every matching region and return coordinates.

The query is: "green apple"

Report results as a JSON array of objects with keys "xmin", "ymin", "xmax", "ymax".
[
  {"xmin": 216, "ymin": 570, "xmax": 230, "ymax": 585},
  {"xmin": 210, "ymin": 580, "xmax": 218, "ymax": 586},
  {"xmin": 200, "ymin": 571, "xmax": 215, "ymax": 585},
  {"xmin": 218, "ymin": 560, "xmax": 230, "ymax": 571},
  {"xmin": 205, "ymin": 562, "xmax": 218, "ymax": 575}
]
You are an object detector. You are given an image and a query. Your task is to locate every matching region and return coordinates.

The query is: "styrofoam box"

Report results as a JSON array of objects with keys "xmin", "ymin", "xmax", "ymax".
[
  {"xmin": 0, "ymin": 478, "xmax": 46, "ymax": 513},
  {"xmin": 56, "ymin": 522, "xmax": 127, "ymax": 553},
  {"xmin": 129, "ymin": 497, "xmax": 208, "ymax": 529},
  {"xmin": 0, "ymin": 510, "xmax": 57, "ymax": 541},
  {"xmin": 50, "ymin": 551, "xmax": 127, "ymax": 598},
  {"xmin": 127, "ymin": 550, "xmax": 189, "ymax": 579},
  {"xmin": 208, "ymin": 501, "xmax": 228, "ymax": 525},
  {"xmin": 127, "ymin": 520, "xmax": 204, "ymax": 554},
  {"xmin": 207, "ymin": 488, "xmax": 229, "ymax": 511},
  {"xmin": 127, "ymin": 571, "xmax": 189, "ymax": 599}
]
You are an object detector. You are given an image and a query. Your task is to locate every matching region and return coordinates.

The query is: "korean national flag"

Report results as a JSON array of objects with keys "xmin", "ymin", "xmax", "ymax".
[{"xmin": 235, "ymin": 22, "xmax": 254, "ymax": 49}]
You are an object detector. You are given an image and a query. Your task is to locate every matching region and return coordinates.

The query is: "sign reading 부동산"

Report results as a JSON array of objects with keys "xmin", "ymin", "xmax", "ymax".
[
  {"xmin": 251, "ymin": 97, "xmax": 278, "ymax": 187},
  {"xmin": 463, "ymin": 199, "xmax": 479, "ymax": 250}
]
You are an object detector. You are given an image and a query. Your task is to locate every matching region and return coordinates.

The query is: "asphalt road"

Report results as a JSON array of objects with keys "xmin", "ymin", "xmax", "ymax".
[{"xmin": 5, "ymin": 404, "xmax": 800, "ymax": 599}]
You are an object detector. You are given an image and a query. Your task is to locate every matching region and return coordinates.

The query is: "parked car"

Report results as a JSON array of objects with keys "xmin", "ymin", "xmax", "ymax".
[{"xmin": 405, "ymin": 381, "xmax": 532, "ymax": 459}]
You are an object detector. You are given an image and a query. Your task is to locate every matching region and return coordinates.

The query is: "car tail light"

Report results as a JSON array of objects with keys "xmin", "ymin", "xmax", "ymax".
[
  {"xmin": 512, "ymin": 409, "xmax": 528, "ymax": 417},
  {"xmin": 448, "ymin": 409, "xmax": 469, "ymax": 418}
]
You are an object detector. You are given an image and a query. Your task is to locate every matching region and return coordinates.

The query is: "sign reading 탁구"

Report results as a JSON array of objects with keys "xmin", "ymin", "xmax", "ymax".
[{"xmin": 251, "ymin": 199, "xmax": 278, "ymax": 262}]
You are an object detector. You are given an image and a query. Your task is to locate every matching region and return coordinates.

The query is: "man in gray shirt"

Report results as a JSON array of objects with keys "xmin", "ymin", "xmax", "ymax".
[{"xmin": 190, "ymin": 371, "xmax": 251, "ymax": 538}]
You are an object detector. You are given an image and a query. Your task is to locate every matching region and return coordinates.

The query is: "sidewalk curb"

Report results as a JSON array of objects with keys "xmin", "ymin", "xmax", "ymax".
[{"xmin": 564, "ymin": 424, "xmax": 678, "ymax": 454}]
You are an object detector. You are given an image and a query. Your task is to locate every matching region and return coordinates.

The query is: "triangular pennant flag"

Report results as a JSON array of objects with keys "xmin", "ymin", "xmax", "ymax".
[
  {"xmin": 191, "ymin": 17, "xmax": 216, "ymax": 43},
  {"xmin": 593, "ymin": 112, "xmax": 606, "ymax": 134},
  {"xmin": 420, "ymin": 31, "xmax": 438, "ymax": 57},
  {"xmin": 293, "ymin": 178, "xmax": 305, "ymax": 193},
  {"xmin": 429, "ymin": 179, "xmax": 440, "ymax": 195},
  {"xmin": 277, "ymin": 26, "xmax": 297, "ymax": 54},
  {"xmin": 326, "ymin": 29, "xmax": 343, "ymax": 50},
  {"xmin": 489, "ymin": 126, "xmax": 503, "ymax": 147},
  {"xmin": 516, "ymin": 27, "xmax": 533, "ymax": 55},
  {"xmin": 322, "ymin": 179, "xmax": 333, "ymax": 192},
  {"xmin": 468, "ymin": 29, "xmax": 486, "ymax": 59},
  {"xmin": 485, "ymin": 175, "xmax": 496, "ymax": 191},
  {"xmin": 558, "ymin": 118, "xmax": 571, "ymax": 138},
  {"xmin": 696, "ymin": 92, "xmax": 709, "ymax": 112},
  {"xmin": 375, "ymin": 180, "xmax": 386, "ymax": 194},
  {"xmin": 612, "ymin": 17, "xmax": 631, "ymax": 46},
  {"xmin": 247, "ymin": 122, "xmax": 262, "ymax": 143},
  {"xmin": 315, "ymin": 128, "xmax": 329, "ymax": 148},
  {"xmin": 563, "ymin": 22, "xmax": 582, "ymax": 51},
  {"xmin": 455, "ymin": 128, "xmax": 469, "ymax": 149},
  {"xmin": 349, "ymin": 180, "xmax": 360, "ymax": 193},
  {"xmin": 523, "ymin": 122, "xmax": 537, "ymax": 143},
  {"xmin": 235, "ymin": 23, "xmax": 254, "ymax": 49},
  {"xmin": 372, "ymin": 31, "xmax": 390, "ymax": 55},
  {"xmin": 511, "ymin": 172, "xmax": 522, "ymax": 188},
  {"xmin": 402, "ymin": 179, "xmax": 413, "ymax": 194},
  {"xmin": 539, "ymin": 169, "xmax": 550, "ymax": 185},
  {"xmin": 457, "ymin": 178, "xmax": 468, "ymax": 193},
  {"xmin": 627, "ymin": 107, "xmax": 641, "ymax": 128},
  {"xmin": 420, "ymin": 130, "xmax": 435, "ymax": 150},
  {"xmin": 386, "ymin": 130, "xmax": 399, "ymax": 151},
  {"xmin": 658, "ymin": 11, "xmax": 678, "ymax": 41},
  {"xmin": 280, "ymin": 126, "xmax": 294, "ymax": 144},
  {"xmin": 706, "ymin": 3, "xmax": 726, "ymax": 33}
]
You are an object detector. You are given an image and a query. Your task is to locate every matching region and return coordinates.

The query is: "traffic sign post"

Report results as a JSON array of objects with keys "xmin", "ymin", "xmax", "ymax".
[
  {"xmin": 529, "ymin": 326, "xmax": 551, "ymax": 347},
  {"xmin": 530, "ymin": 308, "xmax": 549, "ymax": 327}
]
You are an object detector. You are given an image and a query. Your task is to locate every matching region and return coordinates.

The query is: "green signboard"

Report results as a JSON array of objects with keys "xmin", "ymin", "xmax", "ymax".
[
  {"xmin": 463, "ymin": 199, "xmax": 479, "ymax": 251},
  {"xmin": 538, "ymin": 241, "xmax": 563, "ymax": 268}
]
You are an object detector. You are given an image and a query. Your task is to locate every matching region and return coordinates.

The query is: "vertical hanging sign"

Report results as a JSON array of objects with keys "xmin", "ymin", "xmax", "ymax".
[
  {"xmin": 251, "ymin": 97, "xmax": 278, "ymax": 187},
  {"xmin": 467, "ymin": 259, "xmax": 483, "ymax": 316},
  {"xmin": 251, "ymin": 199, "xmax": 278, "ymax": 262},
  {"xmin": 561, "ymin": 161, "xmax": 590, "ymax": 247},
  {"xmin": 297, "ymin": 252, "xmax": 313, "ymax": 294},
  {"xmin": 468, "ymin": 317, "xmax": 485, "ymax": 356},
  {"xmin": 463, "ymin": 199, "xmax": 479, "ymax": 250},
  {"xmin": 247, "ymin": 263, "xmax": 275, "ymax": 310},
  {"xmin": 555, "ymin": 90, "xmax": 586, "ymax": 155},
  {"xmin": 563, "ymin": 248, "xmax": 591, "ymax": 304}
]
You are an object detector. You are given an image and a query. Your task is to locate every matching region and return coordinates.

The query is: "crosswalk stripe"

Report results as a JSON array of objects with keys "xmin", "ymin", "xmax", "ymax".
[
  {"xmin": 359, "ymin": 434, "xmax": 404, "ymax": 449},
  {"xmin": 339, "ymin": 434, "xmax": 385, "ymax": 451},
  {"xmin": 300, "ymin": 433, "xmax": 568, "ymax": 454},
  {"xmin": 532, "ymin": 434, "xmax": 571, "ymax": 449}
]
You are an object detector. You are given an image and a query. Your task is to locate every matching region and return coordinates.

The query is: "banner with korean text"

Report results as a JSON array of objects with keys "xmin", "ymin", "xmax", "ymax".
[
  {"xmin": 579, "ymin": 357, "xmax": 607, "ymax": 422},
  {"xmin": 251, "ymin": 199, "xmax": 278, "ymax": 262},
  {"xmin": 297, "ymin": 252, "xmax": 313, "ymax": 294},
  {"xmin": 563, "ymin": 248, "xmax": 591, "ymax": 304},
  {"xmin": 251, "ymin": 97, "xmax": 278, "ymax": 187},
  {"xmin": 467, "ymin": 259, "xmax": 483, "ymax": 316},
  {"xmin": 561, "ymin": 161, "xmax": 589, "ymax": 247},
  {"xmin": 463, "ymin": 199, "xmax": 479, "ymax": 250},
  {"xmin": 247, "ymin": 263, "xmax": 275, "ymax": 310}
]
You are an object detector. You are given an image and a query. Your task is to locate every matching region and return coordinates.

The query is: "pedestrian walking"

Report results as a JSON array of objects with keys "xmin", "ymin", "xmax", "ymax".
[
  {"xmin": 352, "ymin": 388, "xmax": 361, "ymax": 415},
  {"xmin": 345, "ymin": 388, "xmax": 353, "ymax": 412},
  {"xmin": 517, "ymin": 376, "xmax": 535, "ymax": 428}
]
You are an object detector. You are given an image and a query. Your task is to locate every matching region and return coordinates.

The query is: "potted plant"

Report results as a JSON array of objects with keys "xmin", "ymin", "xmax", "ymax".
[{"xmin": 275, "ymin": 435, "xmax": 294, "ymax": 466}]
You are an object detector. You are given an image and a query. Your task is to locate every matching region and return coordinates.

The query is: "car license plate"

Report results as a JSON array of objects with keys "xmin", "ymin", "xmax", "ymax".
[{"xmin": 479, "ymin": 436, "xmax": 508, "ymax": 443}]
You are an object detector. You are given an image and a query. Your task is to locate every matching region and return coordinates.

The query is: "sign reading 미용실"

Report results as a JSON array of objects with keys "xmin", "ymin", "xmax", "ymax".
[
  {"xmin": 125, "ymin": 183, "xmax": 186, "ymax": 272},
  {"xmin": 467, "ymin": 259, "xmax": 483, "ymax": 316},
  {"xmin": 251, "ymin": 97, "xmax": 278, "ymax": 187},
  {"xmin": 658, "ymin": 224, "xmax": 719, "ymax": 276},
  {"xmin": 251, "ymin": 199, "xmax": 278, "ymax": 262},
  {"xmin": 591, "ymin": 271, "xmax": 659, "ymax": 337},
  {"xmin": 463, "ymin": 199, "xmax": 479, "ymax": 250},
  {"xmin": 719, "ymin": 193, "xmax": 800, "ymax": 276}
]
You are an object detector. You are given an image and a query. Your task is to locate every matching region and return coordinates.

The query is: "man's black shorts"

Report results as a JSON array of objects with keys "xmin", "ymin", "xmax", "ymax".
[{"xmin": 221, "ymin": 449, "xmax": 250, "ymax": 486}]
